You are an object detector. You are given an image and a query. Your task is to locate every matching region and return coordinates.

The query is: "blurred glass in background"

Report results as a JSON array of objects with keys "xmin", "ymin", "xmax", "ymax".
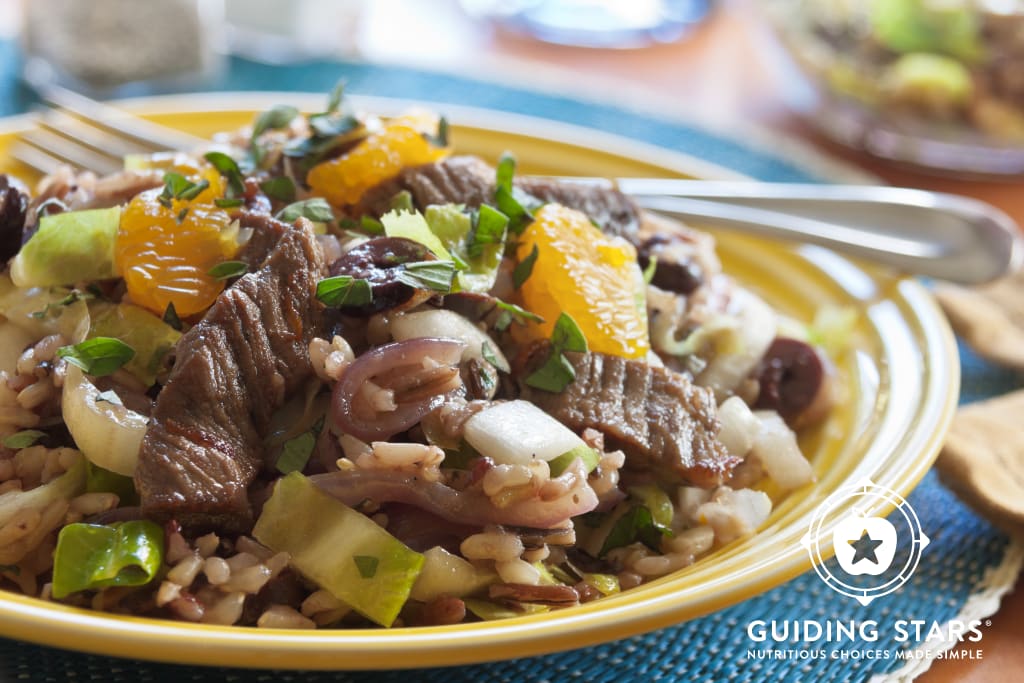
[
  {"xmin": 459, "ymin": 0, "xmax": 712, "ymax": 48},
  {"xmin": 764, "ymin": 0, "xmax": 1024, "ymax": 176}
]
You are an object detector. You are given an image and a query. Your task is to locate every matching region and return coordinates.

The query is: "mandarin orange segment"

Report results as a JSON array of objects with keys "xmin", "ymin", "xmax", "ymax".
[
  {"xmin": 516, "ymin": 203, "xmax": 649, "ymax": 359},
  {"xmin": 116, "ymin": 188, "xmax": 237, "ymax": 317},
  {"xmin": 306, "ymin": 115, "xmax": 451, "ymax": 207}
]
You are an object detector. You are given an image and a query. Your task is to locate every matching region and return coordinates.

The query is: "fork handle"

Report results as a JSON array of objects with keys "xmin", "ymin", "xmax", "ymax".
[{"xmin": 623, "ymin": 182, "xmax": 1023, "ymax": 285}]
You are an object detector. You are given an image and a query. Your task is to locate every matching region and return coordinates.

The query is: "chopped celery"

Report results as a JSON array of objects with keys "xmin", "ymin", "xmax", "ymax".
[
  {"xmin": 88, "ymin": 303, "xmax": 181, "ymax": 386},
  {"xmin": 547, "ymin": 444, "xmax": 600, "ymax": 477},
  {"xmin": 409, "ymin": 546, "xmax": 496, "ymax": 602},
  {"xmin": 463, "ymin": 598, "xmax": 549, "ymax": 621},
  {"xmin": 253, "ymin": 472, "xmax": 424, "ymax": 627},
  {"xmin": 381, "ymin": 209, "xmax": 452, "ymax": 261},
  {"xmin": 51, "ymin": 520, "xmax": 164, "ymax": 599},
  {"xmin": 11, "ymin": 207, "xmax": 122, "ymax": 288}
]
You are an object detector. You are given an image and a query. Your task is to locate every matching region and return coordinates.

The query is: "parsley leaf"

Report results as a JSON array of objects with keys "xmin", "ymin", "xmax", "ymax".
[
  {"xmin": 56, "ymin": 337, "xmax": 135, "ymax": 377},
  {"xmin": 207, "ymin": 261, "xmax": 249, "ymax": 281},
  {"xmin": 276, "ymin": 198, "xmax": 335, "ymax": 224},
  {"xmin": 315, "ymin": 276, "xmax": 373, "ymax": 307},
  {"xmin": 2, "ymin": 430, "xmax": 46, "ymax": 449},
  {"xmin": 513, "ymin": 243, "xmax": 538, "ymax": 289},
  {"xmin": 353, "ymin": 555, "xmax": 379, "ymax": 579},
  {"xmin": 395, "ymin": 260, "xmax": 457, "ymax": 293}
]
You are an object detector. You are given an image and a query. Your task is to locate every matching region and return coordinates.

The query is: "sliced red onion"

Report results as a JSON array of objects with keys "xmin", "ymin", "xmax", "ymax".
[
  {"xmin": 331, "ymin": 337, "xmax": 467, "ymax": 441},
  {"xmin": 310, "ymin": 460, "xmax": 598, "ymax": 529}
]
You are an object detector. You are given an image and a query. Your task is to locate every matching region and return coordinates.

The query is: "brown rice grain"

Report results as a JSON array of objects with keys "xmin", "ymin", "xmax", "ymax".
[
  {"xmin": 460, "ymin": 528, "xmax": 523, "ymax": 562},
  {"xmin": 234, "ymin": 535, "xmax": 274, "ymax": 561},
  {"xmin": 165, "ymin": 530, "xmax": 192, "ymax": 564},
  {"xmin": 225, "ymin": 552, "xmax": 259, "ymax": 572},
  {"xmin": 16, "ymin": 380, "xmax": 53, "ymax": 410},
  {"xmin": 496, "ymin": 558, "xmax": 541, "ymax": 585},
  {"xmin": 69, "ymin": 492, "xmax": 119, "ymax": 516},
  {"xmin": 265, "ymin": 552, "xmax": 290, "ymax": 578},
  {"xmin": 300, "ymin": 589, "xmax": 346, "ymax": 617},
  {"xmin": 221, "ymin": 563, "xmax": 272, "ymax": 594},
  {"xmin": 156, "ymin": 581, "xmax": 183, "ymax": 607},
  {"xmin": 201, "ymin": 591, "xmax": 246, "ymax": 626},
  {"xmin": 167, "ymin": 554, "xmax": 203, "ymax": 586},
  {"xmin": 0, "ymin": 406, "xmax": 38, "ymax": 428},
  {"xmin": 195, "ymin": 533, "xmax": 220, "ymax": 558},
  {"xmin": 203, "ymin": 557, "xmax": 230, "ymax": 585}
]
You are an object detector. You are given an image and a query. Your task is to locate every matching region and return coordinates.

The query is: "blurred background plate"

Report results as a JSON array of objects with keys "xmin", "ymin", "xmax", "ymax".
[{"xmin": 0, "ymin": 94, "xmax": 959, "ymax": 669}]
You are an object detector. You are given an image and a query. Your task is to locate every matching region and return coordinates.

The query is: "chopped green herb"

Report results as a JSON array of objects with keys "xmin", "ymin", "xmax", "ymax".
[
  {"xmin": 203, "ymin": 151, "xmax": 245, "ymax": 196},
  {"xmin": 360, "ymin": 215, "xmax": 385, "ymax": 235},
  {"xmin": 276, "ymin": 198, "xmax": 335, "ymax": 224},
  {"xmin": 162, "ymin": 302, "xmax": 183, "ymax": 331},
  {"xmin": 315, "ymin": 276, "xmax": 373, "ymax": 307},
  {"xmin": 207, "ymin": 261, "xmax": 249, "ymax": 281},
  {"xmin": 468, "ymin": 205, "xmax": 508, "ymax": 259},
  {"xmin": 493, "ymin": 300, "xmax": 544, "ymax": 332},
  {"xmin": 353, "ymin": 554, "xmax": 380, "ymax": 579},
  {"xmin": 2, "ymin": 429, "xmax": 46, "ymax": 449},
  {"xmin": 259, "ymin": 177, "xmax": 297, "ymax": 203},
  {"xmin": 176, "ymin": 207, "xmax": 190, "ymax": 223},
  {"xmin": 29, "ymin": 290, "xmax": 94, "ymax": 320},
  {"xmin": 326, "ymin": 79, "xmax": 346, "ymax": 114},
  {"xmin": 513, "ymin": 243, "xmax": 538, "ymax": 289},
  {"xmin": 276, "ymin": 418, "xmax": 324, "ymax": 474},
  {"xmin": 159, "ymin": 172, "xmax": 209, "ymax": 210},
  {"xmin": 423, "ymin": 117, "xmax": 449, "ymax": 148},
  {"xmin": 252, "ymin": 105, "xmax": 300, "ymax": 140},
  {"xmin": 56, "ymin": 337, "xmax": 136, "ymax": 377},
  {"xmin": 551, "ymin": 313, "xmax": 588, "ymax": 353},
  {"xmin": 480, "ymin": 341, "xmax": 503, "ymax": 372},
  {"xmin": 496, "ymin": 152, "xmax": 515, "ymax": 194},
  {"xmin": 493, "ymin": 152, "xmax": 534, "ymax": 234},
  {"xmin": 642, "ymin": 256, "xmax": 658, "ymax": 285},
  {"xmin": 95, "ymin": 390, "xmax": 123, "ymax": 406},
  {"xmin": 395, "ymin": 260, "xmax": 457, "ymax": 293},
  {"xmin": 214, "ymin": 198, "xmax": 244, "ymax": 209}
]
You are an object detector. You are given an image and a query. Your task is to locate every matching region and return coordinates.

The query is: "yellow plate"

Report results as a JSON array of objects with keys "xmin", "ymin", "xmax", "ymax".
[{"xmin": 0, "ymin": 93, "xmax": 959, "ymax": 670}]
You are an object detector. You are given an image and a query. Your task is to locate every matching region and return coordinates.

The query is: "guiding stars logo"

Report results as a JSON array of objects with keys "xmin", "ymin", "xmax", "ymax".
[{"xmin": 801, "ymin": 478, "xmax": 929, "ymax": 605}]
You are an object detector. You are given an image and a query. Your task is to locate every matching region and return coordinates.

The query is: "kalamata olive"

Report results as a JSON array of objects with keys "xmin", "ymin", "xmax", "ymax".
[
  {"xmin": 328, "ymin": 237, "xmax": 433, "ymax": 316},
  {"xmin": 331, "ymin": 337, "xmax": 467, "ymax": 441},
  {"xmin": 754, "ymin": 337, "xmax": 834, "ymax": 428},
  {"xmin": 0, "ymin": 174, "xmax": 29, "ymax": 262},
  {"xmin": 638, "ymin": 234, "xmax": 704, "ymax": 295}
]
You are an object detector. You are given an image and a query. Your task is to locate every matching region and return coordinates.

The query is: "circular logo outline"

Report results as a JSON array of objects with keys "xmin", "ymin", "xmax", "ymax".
[{"xmin": 800, "ymin": 478, "xmax": 930, "ymax": 606}]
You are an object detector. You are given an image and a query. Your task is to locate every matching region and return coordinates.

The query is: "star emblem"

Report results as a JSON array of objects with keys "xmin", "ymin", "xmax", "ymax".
[{"xmin": 849, "ymin": 531, "xmax": 884, "ymax": 564}]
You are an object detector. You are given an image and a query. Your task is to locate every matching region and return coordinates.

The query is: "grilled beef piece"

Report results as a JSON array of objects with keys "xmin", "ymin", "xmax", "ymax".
[
  {"xmin": 520, "ymin": 351, "xmax": 736, "ymax": 488},
  {"xmin": 0, "ymin": 174, "xmax": 29, "ymax": 262},
  {"xmin": 134, "ymin": 219, "xmax": 326, "ymax": 532},
  {"xmin": 235, "ymin": 209, "xmax": 290, "ymax": 268},
  {"xmin": 351, "ymin": 156, "xmax": 641, "ymax": 241}
]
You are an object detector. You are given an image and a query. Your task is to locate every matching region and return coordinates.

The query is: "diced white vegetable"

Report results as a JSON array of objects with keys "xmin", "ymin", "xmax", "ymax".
[
  {"xmin": 62, "ymin": 364, "xmax": 148, "ymax": 476},
  {"xmin": 464, "ymin": 400, "xmax": 585, "ymax": 466},
  {"xmin": 698, "ymin": 288, "xmax": 776, "ymax": 402},
  {"xmin": 409, "ymin": 546, "xmax": 496, "ymax": 602},
  {"xmin": 697, "ymin": 488, "xmax": 772, "ymax": 545},
  {"xmin": 390, "ymin": 309, "xmax": 509, "ymax": 372},
  {"xmin": 750, "ymin": 412, "xmax": 814, "ymax": 490},
  {"xmin": 716, "ymin": 396, "xmax": 760, "ymax": 458}
]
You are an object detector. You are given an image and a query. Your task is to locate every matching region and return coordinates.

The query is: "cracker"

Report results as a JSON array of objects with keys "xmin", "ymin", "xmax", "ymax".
[
  {"xmin": 938, "ymin": 389, "xmax": 1024, "ymax": 538},
  {"xmin": 935, "ymin": 269, "xmax": 1024, "ymax": 370}
]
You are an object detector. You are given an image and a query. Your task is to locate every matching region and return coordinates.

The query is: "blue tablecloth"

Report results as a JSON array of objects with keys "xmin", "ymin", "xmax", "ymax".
[{"xmin": 0, "ymin": 45, "xmax": 1020, "ymax": 682}]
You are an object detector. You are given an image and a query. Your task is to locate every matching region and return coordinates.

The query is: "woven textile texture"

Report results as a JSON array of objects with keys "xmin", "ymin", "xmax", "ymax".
[{"xmin": 0, "ymin": 48, "xmax": 1020, "ymax": 683}]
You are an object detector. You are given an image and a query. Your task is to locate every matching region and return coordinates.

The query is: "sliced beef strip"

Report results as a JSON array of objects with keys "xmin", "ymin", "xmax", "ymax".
[
  {"xmin": 134, "ymin": 218, "xmax": 326, "ymax": 532},
  {"xmin": 519, "ymin": 351, "xmax": 736, "ymax": 488},
  {"xmin": 234, "ymin": 209, "xmax": 290, "ymax": 268},
  {"xmin": 350, "ymin": 156, "xmax": 641, "ymax": 241}
]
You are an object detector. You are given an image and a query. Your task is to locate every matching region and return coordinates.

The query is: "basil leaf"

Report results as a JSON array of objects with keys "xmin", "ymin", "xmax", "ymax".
[
  {"xmin": 422, "ymin": 117, "xmax": 449, "ymax": 148},
  {"xmin": 326, "ymin": 79, "xmax": 346, "ymax": 114},
  {"xmin": 162, "ymin": 302, "xmax": 183, "ymax": 331},
  {"xmin": 513, "ymin": 243, "xmax": 538, "ymax": 289},
  {"xmin": 642, "ymin": 256, "xmax": 657, "ymax": 285},
  {"xmin": 214, "ymin": 198, "xmax": 244, "ymax": 209},
  {"xmin": 252, "ymin": 104, "xmax": 299, "ymax": 139},
  {"xmin": 353, "ymin": 555, "xmax": 379, "ymax": 579},
  {"xmin": 276, "ymin": 418, "xmax": 323, "ymax": 475},
  {"xmin": 259, "ymin": 177, "xmax": 297, "ymax": 203},
  {"xmin": 203, "ymin": 151, "xmax": 245, "ymax": 196},
  {"xmin": 316, "ymin": 276, "xmax": 373, "ymax": 307},
  {"xmin": 395, "ymin": 260, "xmax": 457, "ymax": 293},
  {"xmin": 2, "ymin": 429, "xmax": 46, "ymax": 449},
  {"xmin": 468, "ymin": 205, "xmax": 508, "ymax": 259},
  {"xmin": 524, "ymin": 351, "xmax": 576, "ymax": 393},
  {"xmin": 56, "ymin": 337, "xmax": 135, "ymax": 377},
  {"xmin": 276, "ymin": 198, "xmax": 335, "ymax": 224},
  {"xmin": 552, "ymin": 312, "xmax": 588, "ymax": 354},
  {"xmin": 207, "ymin": 261, "xmax": 249, "ymax": 281}
]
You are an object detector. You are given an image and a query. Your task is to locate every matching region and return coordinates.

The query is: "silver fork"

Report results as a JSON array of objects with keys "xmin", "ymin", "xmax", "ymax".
[
  {"xmin": 11, "ymin": 88, "xmax": 1021, "ymax": 285},
  {"xmin": 11, "ymin": 85, "xmax": 205, "ymax": 177}
]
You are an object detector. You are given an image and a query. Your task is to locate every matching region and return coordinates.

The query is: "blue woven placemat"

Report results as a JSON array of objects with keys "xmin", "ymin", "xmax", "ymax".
[{"xmin": 0, "ymin": 49, "xmax": 1020, "ymax": 682}]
